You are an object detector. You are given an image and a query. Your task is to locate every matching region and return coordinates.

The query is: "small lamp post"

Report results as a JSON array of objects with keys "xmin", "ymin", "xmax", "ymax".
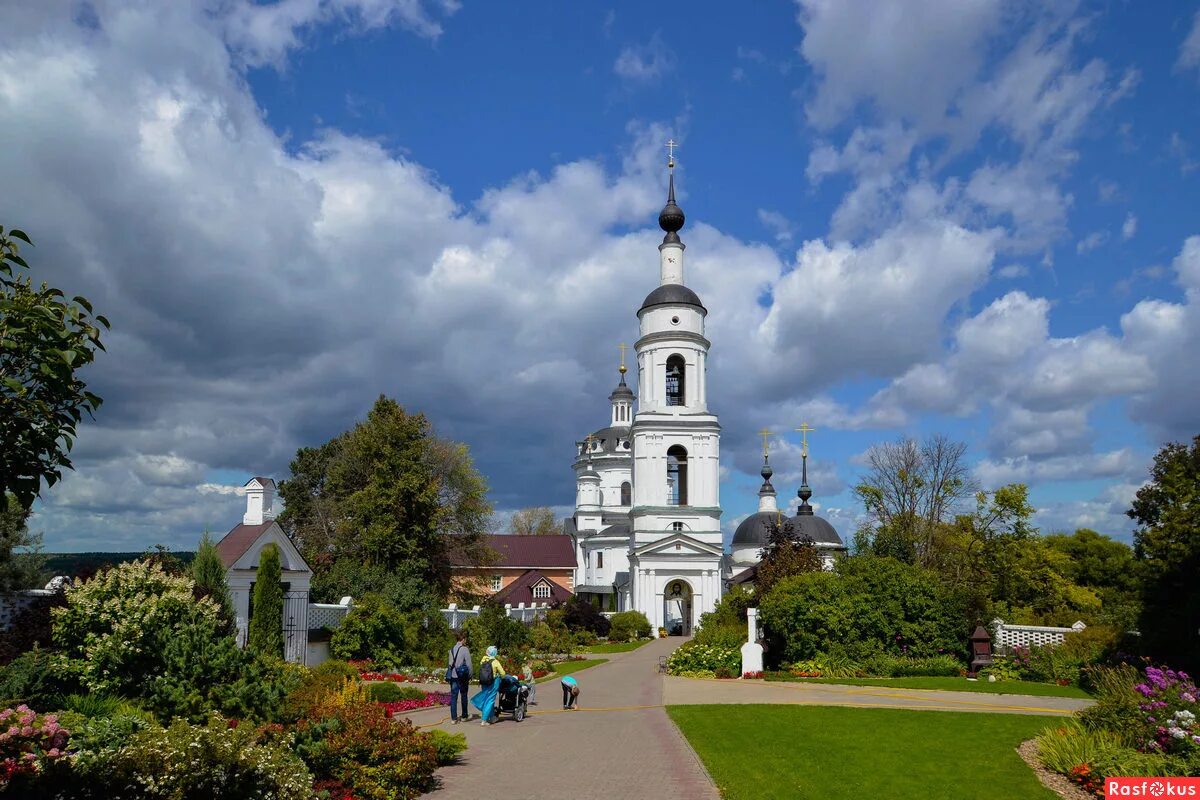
[{"xmin": 968, "ymin": 624, "xmax": 993, "ymax": 678}]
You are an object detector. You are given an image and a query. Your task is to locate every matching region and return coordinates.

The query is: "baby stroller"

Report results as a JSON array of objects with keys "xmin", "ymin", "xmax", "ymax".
[{"xmin": 495, "ymin": 675, "xmax": 531, "ymax": 722}]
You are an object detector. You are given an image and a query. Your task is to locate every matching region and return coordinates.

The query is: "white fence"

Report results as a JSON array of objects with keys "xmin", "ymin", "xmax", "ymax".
[
  {"xmin": 441, "ymin": 602, "xmax": 552, "ymax": 628},
  {"xmin": 991, "ymin": 618, "xmax": 1086, "ymax": 650},
  {"xmin": 309, "ymin": 601, "xmax": 352, "ymax": 631}
]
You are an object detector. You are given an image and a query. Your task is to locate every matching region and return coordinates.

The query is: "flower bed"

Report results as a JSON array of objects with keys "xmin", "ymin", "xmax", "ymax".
[
  {"xmin": 0, "ymin": 706, "xmax": 70, "ymax": 791},
  {"xmin": 379, "ymin": 693, "xmax": 451, "ymax": 718},
  {"xmin": 358, "ymin": 668, "xmax": 443, "ymax": 683},
  {"xmin": 742, "ymin": 671, "xmax": 764, "ymax": 680}
]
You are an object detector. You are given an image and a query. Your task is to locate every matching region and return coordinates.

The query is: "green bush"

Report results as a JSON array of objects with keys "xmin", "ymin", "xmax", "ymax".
[
  {"xmin": 607, "ymin": 611, "xmax": 651, "ymax": 642},
  {"xmin": 365, "ymin": 683, "xmax": 427, "ymax": 703},
  {"xmin": 280, "ymin": 661, "xmax": 361, "ymax": 723},
  {"xmin": 571, "ymin": 629, "xmax": 599, "ymax": 647},
  {"xmin": 858, "ymin": 653, "xmax": 963, "ymax": 677},
  {"xmin": 759, "ymin": 556, "xmax": 967, "ymax": 665},
  {"xmin": 331, "ymin": 594, "xmax": 411, "ymax": 667},
  {"xmin": 52, "ymin": 560, "xmax": 222, "ymax": 696},
  {"xmin": 248, "ymin": 544, "xmax": 285, "ymax": 659},
  {"xmin": 561, "ymin": 596, "xmax": 611, "ymax": 637},
  {"xmin": 427, "ymin": 729, "xmax": 468, "ymax": 765},
  {"xmin": 693, "ymin": 624, "xmax": 747, "ymax": 651},
  {"xmin": 462, "ymin": 603, "xmax": 530, "ymax": 653},
  {"xmin": 101, "ymin": 715, "xmax": 313, "ymax": 799},
  {"xmin": 1078, "ymin": 664, "xmax": 1143, "ymax": 740},
  {"xmin": 665, "ymin": 641, "xmax": 741, "ymax": 676},
  {"xmin": 0, "ymin": 647, "xmax": 82, "ymax": 707}
]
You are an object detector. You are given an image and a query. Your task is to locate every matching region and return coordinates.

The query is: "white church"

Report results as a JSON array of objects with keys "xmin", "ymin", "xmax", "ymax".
[{"xmin": 565, "ymin": 154, "xmax": 845, "ymax": 635}]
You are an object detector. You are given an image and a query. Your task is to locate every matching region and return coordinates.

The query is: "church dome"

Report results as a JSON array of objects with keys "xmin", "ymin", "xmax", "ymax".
[
  {"xmin": 609, "ymin": 377, "xmax": 634, "ymax": 401},
  {"xmin": 731, "ymin": 511, "xmax": 784, "ymax": 548},
  {"xmin": 639, "ymin": 283, "xmax": 706, "ymax": 313},
  {"xmin": 581, "ymin": 426, "xmax": 633, "ymax": 454},
  {"xmin": 788, "ymin": 513, "xmax": 843, "ymax": 546}
]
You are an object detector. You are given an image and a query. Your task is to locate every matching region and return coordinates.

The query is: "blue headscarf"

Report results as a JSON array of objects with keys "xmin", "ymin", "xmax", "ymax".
[{"xmin": 486, "ymin": 645, "xmax": 498, "ymax": 658}]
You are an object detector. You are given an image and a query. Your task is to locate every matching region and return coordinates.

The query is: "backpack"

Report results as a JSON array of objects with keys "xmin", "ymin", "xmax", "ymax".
[
  {"xmin": 446, "ymin": 645, "xmax": 470, "ymax": 682},
  {"xmin": 479, "ymin": 658, "xmax": 495, "ymax": 688}
]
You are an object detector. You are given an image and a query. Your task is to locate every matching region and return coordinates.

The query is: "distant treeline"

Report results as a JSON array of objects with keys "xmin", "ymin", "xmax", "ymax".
[{"xmin": 42, "ymin": 551, "xmax": 196, "ymax": 579}]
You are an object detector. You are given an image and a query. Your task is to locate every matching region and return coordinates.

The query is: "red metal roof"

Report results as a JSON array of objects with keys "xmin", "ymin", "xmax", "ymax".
[
  {"xmin": 452, "ymin": 534, "xmax": 577, "ymax": 569},
  {"xmin": 492, "ymin": 569, "xmax": 573, "ymax": 606},
  {"xmin": 215, "ymin": 522, "xmax": 274, "ymax": 568}
]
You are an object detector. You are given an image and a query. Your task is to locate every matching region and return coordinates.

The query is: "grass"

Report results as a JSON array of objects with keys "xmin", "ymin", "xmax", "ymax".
[
  {"xmin": 767, "ymin": 674, "xmax": 1092, "ymax": 699},
  {"xmin": 668, "ymin": 705, "xmax": 1057, "ymax": 800},
  {"xmin": 535, "ymin": 658, "xmax": 608, "ymax": 682},
  {"xmin": 584, "ymin": 639, "xmax": 651, "ymax": 654}
]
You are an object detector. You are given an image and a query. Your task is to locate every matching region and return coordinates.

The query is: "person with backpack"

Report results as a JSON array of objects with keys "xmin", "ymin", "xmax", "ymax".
[
  {"xmin": 471, "ymin": 645, "xmax": 506, "ymax": 726},
  {"xmin": 446, "ymin": 631, "xmax": 473, "ymax": 724}
]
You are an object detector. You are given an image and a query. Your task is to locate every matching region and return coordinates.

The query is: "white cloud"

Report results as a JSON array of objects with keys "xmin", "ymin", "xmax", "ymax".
[
  {"xmin": 1178, "ymin": 10, "xmax": 1200, "ymax": 78},
  {"xmin": 613, "ymin": 35, "xmax": 676, "ymax": 83},
  {"xmin": 1076, "ymin": 230, "xmax": 1109, "ymax": 254},
  {"xmin": 1122, "ymin": 212, "xmax": 1138, "ymax": 241},
  {"xmin": 997, "ymin": 263, "xmax": 1030, "ymax": 279},
  {"xmin": 756, "ymin": 209, "xmax": 794, "ymax": 242},
  {"xmin": 975, "ymin": 449, "xmax": 1139, "ymax": 487}
]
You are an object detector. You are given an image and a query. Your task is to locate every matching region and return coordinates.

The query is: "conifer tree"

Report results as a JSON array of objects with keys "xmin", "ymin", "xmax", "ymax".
[
  {"xmin": 190, "ymin": 530, "xmax": 234, "ymax": 633},
  {"xmin": 248, "ymin": 543, "xmax": 284, "ymax": 657}
]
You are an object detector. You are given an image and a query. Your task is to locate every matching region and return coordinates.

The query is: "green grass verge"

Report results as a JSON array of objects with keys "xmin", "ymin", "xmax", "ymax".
[
  {"xmin": 767, "ymin": 674, "xmax": 1092, "ymax": 699},
  {"xmin": 668, "ymin": 705, "xmax": 1057, "ymax": 800},
  {"xmin": 536, "ymin": 658, "xmax": 608, "ymax": 682},
  {"xmin": 584, "ymin": 639, "xmax": 651, "ymax": 654}
]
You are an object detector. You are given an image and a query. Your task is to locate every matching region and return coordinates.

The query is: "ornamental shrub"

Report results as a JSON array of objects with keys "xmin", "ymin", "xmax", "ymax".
[
  {"xmin": 608, "ymin": 611, "xmax": 651, "ymax": 642},
  {"xmin": 0, "ymin": 647, "xmax": 81, "ymax": 708},
  {"xmin": 51, "ymin": 559, "xmax": 221, "ymax": 696},
  {"xmin": 190, "ymin": 530, "xmax": 235, "ymax": 633},
  {"xmin": 665, "ymin": 641, "xmax": 741, "ymax": 676},
  {"xmin": 561, "ymin": 596, "xmax": 611, "ymax": 637},
  {"xmin": 365, "ymin": 682, "xmax": 426, "ymax": 703},
  {"xmin": 759, "ymin": 555, "xmax": 967, "ymax": 665},
  {"xmin": 248, "ymin": 544, "xmax": 285, "ymax": 659},
  {"xmin": 0, "ymin": 705, "xmax": 72, "ymax": 794},
  {"xmin": 462, "ymin": 603, "xmax": 531, "ymax": 654},
  {"xmin": 331, "ymin": 593, "xmax": 411, "ymax": 666},
  {"xmin": 426, "ymin": 729, "xmax": 468, "ymax": 765},
  {"xmin": 280, "ymin": 662, "xmax": 362, "ymax": 723},
  {"xmin": 100, "ymin": 714, "xmax": 313, "ymax": 799}
]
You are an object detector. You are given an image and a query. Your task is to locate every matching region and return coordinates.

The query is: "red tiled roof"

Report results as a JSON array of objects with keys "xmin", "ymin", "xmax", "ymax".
[
  {"xmin": 492, "ymin": 569, "xmax": 573, "ymax": 606},
  {"xmin": 452, "ymin": 534, "xmax": 576, "ymax": 569},
  {"xmin": 215, "ymin": 522, "xmax": 274, "ymax": 568}
]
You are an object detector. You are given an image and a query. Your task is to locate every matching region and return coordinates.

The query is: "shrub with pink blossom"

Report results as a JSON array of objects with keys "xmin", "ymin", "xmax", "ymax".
[
  {"xmin": 1135, "ymin": 666, "xmax": 1200, "ymax": 755},
  {"xmin": 0, "ymin": 705, "xmax": 71, "ymax": 792}
]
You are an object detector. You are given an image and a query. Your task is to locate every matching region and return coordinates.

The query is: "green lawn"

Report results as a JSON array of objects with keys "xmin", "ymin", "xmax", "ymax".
[
  {"xmin": 766, "ymin": 674, "xmax": 1092, "ymax": 699},
  {"xmin": 668, "ymin": 705, "xmax": 1056, "ymax": 800},
  {"xmin": 584, "ymin": 639, "xmax": 651, "ymax": 654},
  {"xmin": 536, "ymin": 658, "xmax": 608, "ymax": 682}
]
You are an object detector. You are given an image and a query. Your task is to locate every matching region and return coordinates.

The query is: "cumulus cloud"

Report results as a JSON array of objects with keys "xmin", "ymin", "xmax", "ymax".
[
  {"xmin": 613, "ymin": 34, "xmax": 676, "ymax": 83},
  {"xmin": 1179, "ymin": 10, "xmax": 1200, "ymax": 78},
  {"xmin": 1122, "ymin": 212, "xmax": 1138, "ymax": 240}
]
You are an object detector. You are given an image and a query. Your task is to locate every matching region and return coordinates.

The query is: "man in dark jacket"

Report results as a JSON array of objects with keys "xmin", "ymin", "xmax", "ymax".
[{"xmin": 448, "ymin": 631, "xmax": 473, "ymax": 723}]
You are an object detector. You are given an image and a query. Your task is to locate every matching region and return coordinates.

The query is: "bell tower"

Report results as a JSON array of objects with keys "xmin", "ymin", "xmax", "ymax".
[{"xmin": 627, "ymin": 143, "xmax": 723, "ymax": 633}]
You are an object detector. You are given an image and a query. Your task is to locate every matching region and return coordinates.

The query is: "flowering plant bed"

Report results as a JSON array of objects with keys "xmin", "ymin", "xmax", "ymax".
[
  {"xmin": 0, "ymin": 706, "xmax": 70, "ymax": 791},
  {"xmin": 742, "ymin": 671, "xmax": 764, "ymax": 680},
  {"xmin": 358, "ymin": 668, "xmax": 443, "ymax": 683},
  {"xmin": 379, "ymin": 692, "xmax": 451, "ymax": 718}
]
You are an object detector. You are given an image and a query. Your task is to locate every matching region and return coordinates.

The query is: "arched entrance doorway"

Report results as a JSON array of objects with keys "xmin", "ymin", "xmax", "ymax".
[{"xmin": 663, "ymin": 579, "xmax": 693, "ymax": 636}]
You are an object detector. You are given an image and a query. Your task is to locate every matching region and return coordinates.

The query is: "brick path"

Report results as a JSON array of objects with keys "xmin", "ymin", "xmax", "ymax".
[{"xmin": 421, "ymin": 637, "xmax": 720, "ymax": 800}]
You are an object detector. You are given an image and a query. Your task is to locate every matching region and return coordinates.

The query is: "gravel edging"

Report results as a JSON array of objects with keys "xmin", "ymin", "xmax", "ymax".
[{"xmin": 1016, "ymin": 739, "xmax": 1091, "ymax": 800}]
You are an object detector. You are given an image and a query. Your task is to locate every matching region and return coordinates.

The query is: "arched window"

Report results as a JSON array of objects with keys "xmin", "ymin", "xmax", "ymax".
[
  {"xmin": 621, "ymin": 482, "xmax": 631, "ymax": 506},
  {"xmin": 670, "ymin": 522, "xmax": 685, "ymax": 531},
  {"xmin": 666, "ymin": 445, "xmax": 688, "ymax": 506},
  {"xmin": 665, "ymin": 355, "xmax": 685, "ymax": 406}
]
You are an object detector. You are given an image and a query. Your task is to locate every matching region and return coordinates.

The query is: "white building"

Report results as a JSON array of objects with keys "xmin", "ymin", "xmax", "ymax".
[{"xmin": 567, "ymin": 161, "xmax": 724, "ymax": 635}]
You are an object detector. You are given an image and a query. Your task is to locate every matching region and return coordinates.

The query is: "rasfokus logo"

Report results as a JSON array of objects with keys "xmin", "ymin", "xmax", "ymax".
[{"xmin": 1107, "ymin": 778, "xmax": 1200, "ymax": 797}]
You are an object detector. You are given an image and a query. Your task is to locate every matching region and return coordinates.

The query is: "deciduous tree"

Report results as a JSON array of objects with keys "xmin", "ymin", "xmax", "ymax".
[
  {"xmin": 0, "ymin": 493, "xmax": 44, "ymax": 592},
  {"xmin": 0, "ymin": 226, "xmax": 108, "ymax": 508},
  {"xmin": 508, "ymin": 506, "xmax": 558, "ymax": 536}
]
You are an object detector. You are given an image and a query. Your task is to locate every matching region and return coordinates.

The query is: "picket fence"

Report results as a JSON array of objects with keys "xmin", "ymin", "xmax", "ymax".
[{"xmin": 991, "ymin": 618, "xmax": 1087, "ymax": 650}]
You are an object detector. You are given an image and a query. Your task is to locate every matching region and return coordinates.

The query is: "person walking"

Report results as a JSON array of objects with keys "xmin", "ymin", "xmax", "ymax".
[
  {"xmin": 446, "ymin": 631, "xmax": 472, "ymax": 724},
  {"xmin": 561, "ymin": 674, "xmax": 580, "ymax": 710},
  {"xmin": 522, "ymin": 659, "xmax": 538, "ymax": 706},
  {"xmin": 471, "ymin": 645, "xmax": 506, "ymax": 726}
]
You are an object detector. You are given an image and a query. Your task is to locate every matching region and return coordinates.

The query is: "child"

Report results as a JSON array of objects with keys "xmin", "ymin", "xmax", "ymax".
[
  {"xmin": 522, "ymin": 660, "xmax": 538, "ymax": 705},
  {"xmin": 560, "ymin": 674, "xmax": 580, "ymax": 710}
]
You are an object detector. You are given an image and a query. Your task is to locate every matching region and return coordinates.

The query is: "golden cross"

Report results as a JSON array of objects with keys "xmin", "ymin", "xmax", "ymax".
[
  {"xmin": 795, "ymin": 422, "xmax": 816, "ymax": 457},
  {"xmin": 757, "ymin": 427, "xmax": 773, "ymax": 456},
  {"xmin": 666, "ymin": 139, "xmax": 677, "ymax": 168},
  {"xmin": 618, "ymin": 343, "xmax": 628, "ymax": 374},
  {"xmin": 584, "ymin": 433, "xmax": 595, "ymax": 453}
]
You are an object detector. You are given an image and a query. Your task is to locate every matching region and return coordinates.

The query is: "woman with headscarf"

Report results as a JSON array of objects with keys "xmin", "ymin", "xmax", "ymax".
[{"xmin": 471, "ymin": 645, "xmax": 506, "ymax": 726}]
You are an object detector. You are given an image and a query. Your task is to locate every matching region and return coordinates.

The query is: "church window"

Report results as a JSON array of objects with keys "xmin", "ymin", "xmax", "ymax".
[
  {"xmin": 621, "ymin": 482, "xmax": 631, "ymax": 506},
  {"xmin": 597, "ymin": 552, "xmax": 604, "ymax": 568},
  {"xmin": 665, "ymin": 355, "xmax": 685, "ymax": 406},
  {"xmin": 533, "ymin": 582, "xmax": 551, "ymax": 599},
  {"xmin": 490, "ymin": 575, "xmax": 502, "ymax": 592},
  {"xmin": 666, "ymin": 445, "xmax": 688, "ymax": 506},
  {"xmin": 671, "ymin": 522, "xmax": 684, "ymax": 531}
]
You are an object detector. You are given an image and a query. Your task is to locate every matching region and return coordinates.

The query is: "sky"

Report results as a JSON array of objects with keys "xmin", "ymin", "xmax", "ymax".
[{"xmin": 2, "ymin": 0, "xmax": 1199, "ymax": 552}]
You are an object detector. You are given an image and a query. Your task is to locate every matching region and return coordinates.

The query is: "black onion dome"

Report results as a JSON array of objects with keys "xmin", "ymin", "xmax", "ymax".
[
  {"xmin": 609, "ymin": 374, "xmax": 634, "ymax": 400},
  {"xmin": 732, "ymin": 512, "xmax": 784, "ymax": 547},
  {"xmin": 638, "ymin": 283, "xmax": 706, "ymax": 313},
  {"xmin": 659, "ymin": 173, "xmax": 685, "ymax": 233},
  {"xmin": 789, "ymin": 513, "xmax": 843, "ymax": 546}
]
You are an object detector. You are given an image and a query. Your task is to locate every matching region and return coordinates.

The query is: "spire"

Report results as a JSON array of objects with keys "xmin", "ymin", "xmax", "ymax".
[
  {"xmin": 609, "ymin": 343, "xmax": 634, "ymax": 425},
  {"xmin": 795, "ymin": 422, "xmax": 816, "ymax": 516},
  {"xmin": 756, "ymin": 429, "xmax": 778, "ymax": 514},
  {"xmin": 658, "ymin": 139, "xmax": 685, "ymax": 244}
]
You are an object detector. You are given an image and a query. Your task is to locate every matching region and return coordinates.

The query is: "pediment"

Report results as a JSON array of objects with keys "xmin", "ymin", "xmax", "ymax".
[
  {"xmin": 230, "ymin": 522, "xmax": 310, "ymax": 573},
  {"xmin": 633, "ymin": 532, "xmax": 724, "ymax": 558}
]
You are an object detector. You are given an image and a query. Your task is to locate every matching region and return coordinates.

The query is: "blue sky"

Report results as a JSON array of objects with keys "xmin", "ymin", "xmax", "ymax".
[{"xmin": 2, "ymin": 0, "xmax": 1199, "ymax": 551}]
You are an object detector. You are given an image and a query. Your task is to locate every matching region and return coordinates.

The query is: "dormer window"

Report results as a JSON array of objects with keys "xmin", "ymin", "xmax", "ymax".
[
  {"xmin": 666, "ymin": 355, "xmax": 685, "ymax": 406},
  {"xmin": 533, "ymin": 581, "xmax": 552, "ymax": 599}
]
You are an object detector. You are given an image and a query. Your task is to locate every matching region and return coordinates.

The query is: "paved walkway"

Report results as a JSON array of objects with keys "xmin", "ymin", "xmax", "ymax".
[
  {"xmin": 407, "ymin": 640, "xmax": 1091, "ymax": 797},
  {"xmin": 420, "ymin": 638, "xmax": 719, "ymax": 800}
]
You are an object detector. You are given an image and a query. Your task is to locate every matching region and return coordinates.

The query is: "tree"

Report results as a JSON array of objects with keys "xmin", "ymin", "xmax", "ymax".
[
  {"xmin": 248, "ymin": 543, "xmax": 284, "ymax": 658},
  {"xmin": 1129, "ymin": 435, "xmax": 1200, "ymax": 669},
  {"xmin": 1043, "ymin": 528, "xmax": 1138, "ymax": 594},
  {"xmin": 190, "ymin": 530, "xmax": 234, "ymax": 632},
  {"xmin": 277, "ymin": 396, "xmax": 492, "ymax": 609},
  {"xmin": 755, "ymin": 517, "xmax": 823, "ymax": 597},
  {"xmin": 509, "ymin": 506, "xmax": 558, "ymax": 536},
  {"xmin": 0, "ymin": 226, "xmax": 109, "ymax": 508},
  {"xmin": 0, "ymin": 493, "xmax": 44, "ymax": 591},
  {"xmin": 853, "ymin": 434, "xmax": 976, "ymax": 567}
]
